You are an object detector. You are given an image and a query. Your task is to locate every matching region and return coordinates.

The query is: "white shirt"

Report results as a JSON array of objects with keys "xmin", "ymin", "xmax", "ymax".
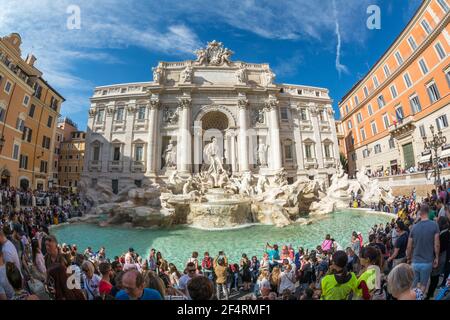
[
  {"xmin": 82, "ymin": 273, "xmax": 101, "ymax": 300},
  {"xmin": 2, "ymin": 240, "xmax": 21, "ymax": 272},
  {"xmin": 0, "ymin": 264, "xmax": 14, "ymax": 299},
  {"xmin": 279, "ymin": 270, "xmax": 296, "ymax": 294}
]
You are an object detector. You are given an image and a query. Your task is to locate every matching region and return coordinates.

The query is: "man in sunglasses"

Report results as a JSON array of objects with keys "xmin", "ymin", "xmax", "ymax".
[{"xmin": 178, "ymin": 262, "xmax": 198, "ymax": 297}]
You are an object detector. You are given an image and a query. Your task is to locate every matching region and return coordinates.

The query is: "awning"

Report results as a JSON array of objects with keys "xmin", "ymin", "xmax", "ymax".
[
  {"xmin": 419, "ymin": 154, "xmax": 432, "ymax": 164},
  {"xmin": 440, "ymin": 148, "xmax": 450, "ymax": 159}
]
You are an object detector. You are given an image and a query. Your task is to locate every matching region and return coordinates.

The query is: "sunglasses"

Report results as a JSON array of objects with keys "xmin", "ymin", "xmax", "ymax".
[{"xmin": 188, "ymin": 269, "xmax": 196, "ymax": 273}]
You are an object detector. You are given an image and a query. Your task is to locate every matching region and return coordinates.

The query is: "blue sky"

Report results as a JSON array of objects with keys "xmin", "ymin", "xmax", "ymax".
[{"xmin": 0, "ymin": 0, "xmax": 422, "ymax": 130}]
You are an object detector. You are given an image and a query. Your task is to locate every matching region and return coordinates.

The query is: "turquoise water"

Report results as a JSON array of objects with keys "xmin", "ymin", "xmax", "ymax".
[{"xmin": 52, "ymin": 210, "xmax": 392, "ymax": 269}]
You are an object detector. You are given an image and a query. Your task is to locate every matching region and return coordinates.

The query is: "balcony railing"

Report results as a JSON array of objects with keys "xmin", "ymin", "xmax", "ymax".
[
  {"xmin": 108, "ymin": 160, "xmax": 123, "ymax": 172},
  {"xmin": 131, "ymin": 161, "xmax": 146, "ymax": 172},
  {"xmin": 88, "ymin": 160, "xmax": 101, "ymax": 171},
  {"xmin": 388, "ymin": 115, "xmax": 415, "ymax": 134}
]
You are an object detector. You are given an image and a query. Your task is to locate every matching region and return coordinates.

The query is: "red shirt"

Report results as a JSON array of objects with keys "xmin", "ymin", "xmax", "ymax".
[{"xmin": 99, "ymin": 280, "xmax": 112, "ymax": 296}]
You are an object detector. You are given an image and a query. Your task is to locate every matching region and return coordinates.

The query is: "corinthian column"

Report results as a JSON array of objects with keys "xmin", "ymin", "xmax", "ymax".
[
  {"xmin": 238, "ymin": 95, "xmax": 250, "ymax": 172},
  {"xmin": 178, "ymin": 96, "xmax": 192, "ymax": 174},
  {"xmin": 147, "ymin": 96, "xmax": 160, "ymax": 176},
  {"xmin": 265, "ymin": 95, "xmax": 282, "ymax": 170}
]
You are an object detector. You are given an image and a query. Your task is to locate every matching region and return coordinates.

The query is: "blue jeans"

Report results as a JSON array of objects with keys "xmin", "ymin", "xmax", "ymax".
[{"xmin": 412, "ymin": 262, "xmax": 433, "ymax": 288}]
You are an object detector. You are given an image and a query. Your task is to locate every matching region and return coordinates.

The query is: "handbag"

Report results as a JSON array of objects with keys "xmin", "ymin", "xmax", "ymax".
[{"xmin": 27, "ymin": 278, "xmax": 51, "ymax": 300}]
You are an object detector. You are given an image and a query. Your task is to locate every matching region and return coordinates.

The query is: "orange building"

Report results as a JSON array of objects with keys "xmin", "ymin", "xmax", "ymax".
[
  {"xmin": 0, "ymin": 33, "xmax": 64, "ymax": 190},
  {"xmin": 57, "ymin": 118, "xmax": 85, "ymax": 190},
  {"xmin": 339, "ymin": 0, "xmax": 449, "ymax": 177}
]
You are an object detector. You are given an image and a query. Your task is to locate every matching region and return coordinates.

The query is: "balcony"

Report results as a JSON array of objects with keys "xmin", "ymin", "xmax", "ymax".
[
  {"xmin": 88, "ymin": 160, "xmax": 102, "ymax": 172},
  {"xmin": 134, "ymin": 119, "xmax": 148, "ymax": 131},
  {"xmin": 131, "ymin": 161, "xmax": 146, "ymax": 173},
  {"xmin": 304, "ymin": 157, "xmax": 318, "ymax": 169},
  {"xmin": 388, "ymin": 115, "xmax": 415, "ymax": 139},
  {"xmin": 108, "ymin": 160, "xmax": 123, "ymax": 172}
]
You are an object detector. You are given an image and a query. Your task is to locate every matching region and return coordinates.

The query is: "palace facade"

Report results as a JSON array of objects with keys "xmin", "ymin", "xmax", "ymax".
[{"xmin": 82, "ymin": 41, "xmax": 339, "ymax": 194}]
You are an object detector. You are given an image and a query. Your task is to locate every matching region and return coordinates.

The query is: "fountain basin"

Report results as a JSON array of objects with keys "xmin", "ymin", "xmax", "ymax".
[{"xmin": 188, "ymin": 188, "xmax": 254, "ymax": 229}]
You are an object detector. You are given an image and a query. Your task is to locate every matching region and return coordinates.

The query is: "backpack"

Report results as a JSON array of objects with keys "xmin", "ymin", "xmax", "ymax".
[{"xmin": 202, "ymin": 257, "xmax": 212, "ymax": 270}]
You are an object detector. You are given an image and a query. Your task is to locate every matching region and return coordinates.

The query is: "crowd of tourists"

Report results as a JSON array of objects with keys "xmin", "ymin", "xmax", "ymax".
[
  {"xmin": 366, "ymin": 160, "xmax": 449, "ymax": 178},
  {"xmin": 0, "ymin": 182, "xmax": 450, "ymax": 300}
]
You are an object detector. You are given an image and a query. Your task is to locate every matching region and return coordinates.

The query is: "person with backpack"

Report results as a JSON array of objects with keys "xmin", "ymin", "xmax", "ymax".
[
  {"xmin": 201, "ymin": 252, "xmax": 214, "ymax": 281},
  {"xmin": 213, "ymin": 253, "xmax": 228, "ymax": 300},
  {"xmin": 320, "ymin": 251, "xmax": 358, "ymax": 300},
  {"xmin": 356, "ymin": 246, "xmax": 385, "ymax": 300}
]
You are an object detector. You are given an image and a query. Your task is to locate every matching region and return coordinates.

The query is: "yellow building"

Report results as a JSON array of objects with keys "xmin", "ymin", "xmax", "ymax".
[
  {"xmin": 58, "ymin": 118, "xmax": 85, "ymax": 191},
  {"xmin": 0, "ymin": 33, "xmax": 64, "ymax": 190}
]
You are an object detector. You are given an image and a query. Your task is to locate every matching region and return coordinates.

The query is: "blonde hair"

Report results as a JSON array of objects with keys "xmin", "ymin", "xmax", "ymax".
[
  {"xmin": 145, "ymin": 271, "xmax": 166, "ymax": 297},
  {"xmin": 270, "ymin": 267, "xmax": 281, "ymax": 286},
  {"xmin": 258, "ymin": 269, "xmax": 269, "ymax": 281},
  {"xmin": 387, "ymin": 263, "xmax": 414, "ymax": 298}
]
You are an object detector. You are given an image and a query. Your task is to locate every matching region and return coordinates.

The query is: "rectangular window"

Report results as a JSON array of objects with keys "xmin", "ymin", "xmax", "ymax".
[
  {"xmin": 436, "ymin": 115, "xmax": 448, "ymax": 130},
  {"xmin": 371, "ymin": 121, "xmax": 378, "ymax": 135},
  {"xmin": 419, "ymin": 59, "xmax": 429, "ymax": 74},
  {"xmin": 93, "ymin": 146, "xmax": 100, "ymax": 161},
  {"xmin": 446, "ymin": 68, "xmax": 450, "ymax": 88},
  {"xmin": 419, "ymin": 125, "xmax": 426, "ymax": 137},
  {"xmin": 40, "ymin": 161, "xmax": 48, "ymax": 173},
  {"xmin": 113, "ymin": 147, "xmax": 121, "ymax": 161},
  {"xmin": 367, "ymin": 104, "xmax": 373, "ymax": 116},
  {"xmin": 138, "ymin": 106, "xmax": 146, "ymax": 120},
  {"xmin": 373, "ymin": 76, "xmax": 379, "ymax": 88},
  {"xmin": 377, "ymin": 95, "xmax": 386, "ymax": 109},
  {"xmin": 0, "ymin": 108, "xmax": 5, "ymax": 122},
  {"xmin": 437, "ymin": 0, "xmax": 449, "ymax": 13},
  {"xmin": 345, "ymin": 105, "xmax": 349, "ymax": 114},
  {"xmin": 23, "ymin": 95, "xmax": 30, "ymax": 107},
  {"xmin": 395, "ymin": 106, "xmax": 404, "ymax": 121},
  {"xmin": 354, "ymin": 95, "xmax": 359, "ymax": 106},
  {"xmin": 421, "ymin": 19, "xmax": 432, "ymax": 35},
  {"xmin": 347, "ymin": 120, "xmax": 352, "ymax": 129},
  {"xmin": 395, "ymin": 51, "xmax": 403, "ymax": 65},
  {"xmin": 284, "ymin": 144, "xmax": 293, "ymax": 160},
  {"xmin": 280, "ymin": 107, "xmax": 289, "ymax": 120},
  {"xmin": 427, "ymin": 82, "xmax": 441, "ymax": 103},
  {"xmin": 383, "ymin": 114, "xmax": 390, "ymax": 129},
  {"xmin": 135, "ymin": 145, "xmax": 144, "ymax": 161},
  {"xmin": 434, "ymin": 42, "xmax": 446, "ymax": 60},
  {"xmin": 19, "ymin": 155, "xmax": 28, "ymax": 169},
  {"xmin": 374, "ymin": 144, "xmax": 382, "ymax": 154},
  {"xmin": 47, "ymin": 116, "xmax": 53, "ymax": 128},
  {"xmin": 324, "ymin": 144, "xmax": 331, "ymax": 158},
  {"xmin": 116, "ymin": 107, "xmax": 124, "ymax": 121},
  {"xmin": 96, "ymin": 110, "xmax": 104, "ymax": 123},
  {"xmin": 408, "ymin": 36, "xmax": 418, "ymax": 50},
  {"xmin": 389, "ymin": 138, "xmax": 395, "ymax": 149},
  {"xmin": 4, "ymin": 80, "xmax": 12, "ymax": 94},
  {"xmin": 351, "ymin": 153, "xmax": 357, "ymax": 161},
  {"xmin": 29, "ymin": 104, "xmax": 36, "ymax": 118},
  {"xmin": 305, "ymin": 145, "xmax": 312, "ymax": 159},
  {"xmin": 363, "ymin": 149, "xmax": 369, "ymax": 158},
  {"xmin": 12, "ymin": 144, "xmax": 19, "ymax": 160},
  {"xmin": 360, "ymin": 128, "xmax": 366, "ymax": 140},
  {"xmin": 33, "ymin": 83, "xmax": 42, "ymax": 99},
  {"xmin": 390, "ymin": 85, "xmax": 398, "ymax": 99},
  {"xmin": 356, "ymin": 113, "xmax": 363, "ymax": 124},
  {"xmin": 363, "ymin": 86, "xmax": 369, "ymax": 98},
  {"xmin": 383, "ymin": 64, "xmax": 391, "ymax": 77},
  {"xmin": 409, "ymin": 94, "xmax": 422, "ymax": 114},
  {"xmin": 403, "ymin": 73, "xmax": 413, "ymax": 88},
  {"xmin": 16, "ymin": 118, "xmax": 25, "ymax": 132},
  {"xmin": 319, "ymin": 109, "xmax": 327, "ymax": 122}
]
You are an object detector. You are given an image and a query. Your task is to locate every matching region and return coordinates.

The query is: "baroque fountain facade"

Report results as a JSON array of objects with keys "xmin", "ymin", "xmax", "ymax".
[{"xmin": 80, "ymin": 41, "xmax": 394, "ymax": 229}]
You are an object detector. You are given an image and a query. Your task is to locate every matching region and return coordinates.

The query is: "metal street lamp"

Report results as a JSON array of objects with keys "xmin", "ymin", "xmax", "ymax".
[{"xmin": 423, "ymin": 124, "xmax": 447, "ymax": 186}]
